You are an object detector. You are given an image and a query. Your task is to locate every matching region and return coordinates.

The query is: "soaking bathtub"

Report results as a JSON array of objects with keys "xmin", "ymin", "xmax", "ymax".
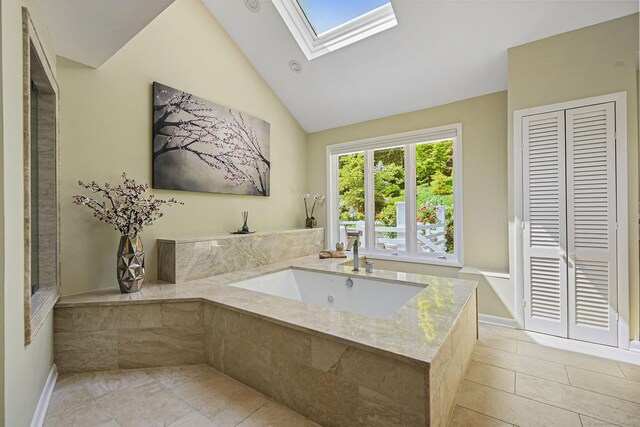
[{"xmin": 230, "ymin": 268, "xmax": 424, "ymax": 319}]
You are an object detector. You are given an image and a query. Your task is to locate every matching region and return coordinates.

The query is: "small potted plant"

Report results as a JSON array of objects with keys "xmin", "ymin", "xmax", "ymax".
[
  {"xmin": 73, "ymin": 173, "xmax": 182, "ymax": 293},
  {"xmin": 303, "ymin": 193, "xmax": 324, "ymax": 228}
]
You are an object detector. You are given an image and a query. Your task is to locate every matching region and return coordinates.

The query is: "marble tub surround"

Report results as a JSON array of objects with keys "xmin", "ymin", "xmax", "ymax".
[
  {"xmin": 157, "ymin": 228, "xmax": 324, "ymax": 283},
  {"xmin": 204, "ymin": 290, "xmax": 477, "ymax": 426},
  {"xmin": 54, "ymin": 302, "xmax": 205, "ymax": 373},
  {"xmin": 55, "ymin": 256, "xmax": 477, "ymax": 425},
  {"xmin": 56, "ymin": 255, "xmax": 477, "ymax": 368}
]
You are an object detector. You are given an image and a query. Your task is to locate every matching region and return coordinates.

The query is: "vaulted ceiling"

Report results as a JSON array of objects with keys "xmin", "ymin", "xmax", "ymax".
[
  {"xmin": 38, "ymin": 0, "xmax": 638, "ymax": 131},
  {"xmin": 37, "ymin": 0, "xmax": 174, "ymax": 68},
  {"xmin": 204, "ymin": 0, "xmax": 638, "ymax": 132}
]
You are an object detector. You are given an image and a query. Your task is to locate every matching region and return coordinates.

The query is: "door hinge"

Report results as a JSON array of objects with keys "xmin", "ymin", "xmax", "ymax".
[
  {"xmin": 523, "ymin": 299, "xmax": 527, "ymax": 308},
  {"xmin": 521, "ymin": 221, "xmax": 526, "ymax": 230}
]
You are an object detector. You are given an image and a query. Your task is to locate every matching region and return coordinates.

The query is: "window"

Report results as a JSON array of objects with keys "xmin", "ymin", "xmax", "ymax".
[
  {"xmin": 297, "ymin": 0, "xmax": 390, "ymax": 35},
  {"xmin": 272, "ymin": 0, "xmax": 397, "ymax": 60},
  {"xmin": 327, "ymin": 125, "xmax": 463, "ymax": 266}
]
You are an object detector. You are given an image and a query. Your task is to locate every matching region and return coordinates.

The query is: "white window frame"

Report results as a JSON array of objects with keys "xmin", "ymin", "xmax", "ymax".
[
  {"xmin": 326, "ymin": 124, "xmax": 463, "ymax": 267},
  {"xmin": 272, "ymin": 0, "xmax": 397, "ymax": 61}
]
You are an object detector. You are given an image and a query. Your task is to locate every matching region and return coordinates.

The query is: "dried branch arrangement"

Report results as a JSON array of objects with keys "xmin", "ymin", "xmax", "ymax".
[{"xmin": 73, "ymin": 173, "xmax": 182, "ymax": 237}]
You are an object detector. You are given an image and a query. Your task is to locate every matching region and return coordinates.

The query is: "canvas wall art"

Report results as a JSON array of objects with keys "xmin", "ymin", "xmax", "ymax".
[{"xmin": 152, "ymin": 82, "xmax": 271, "ymax": 196}]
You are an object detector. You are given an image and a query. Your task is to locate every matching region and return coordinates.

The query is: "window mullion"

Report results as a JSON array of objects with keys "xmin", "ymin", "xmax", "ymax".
[
  {"xmin": 405, "ymin": 144, "xmax": 417, "ymax": 256},
  {"xmin": 328, "ymin": 153, "xmax": 339, "ymax": 249},
  {"xmin": 364, "ymin": 150, "xmax": 375, "ymax": 250}
]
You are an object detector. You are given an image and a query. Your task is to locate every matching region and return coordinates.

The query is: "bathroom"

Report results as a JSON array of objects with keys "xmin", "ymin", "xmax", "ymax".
[{"xmin": 1, "ymin": 0, "xmax": 639, "ymax": 426}]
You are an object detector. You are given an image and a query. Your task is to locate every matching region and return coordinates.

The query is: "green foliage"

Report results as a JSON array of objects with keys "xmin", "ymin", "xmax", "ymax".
[
  {"xmin": 416, "ymin": 141, "xmax": 453, "ymax": 186},
  {"xmin": 337, "ymin": 140, "xmax": 455, "ymax": 253},
  {"xmin": 429, "ymin": 171, "xmax": 453, "ymax": 196},
  {"xmin": 373, "ymin": 149, "xmax": 404, "ymax": 213},
  {"xmin": 338, "ymin": 153, "xmax": 365, "ymax": 221}
]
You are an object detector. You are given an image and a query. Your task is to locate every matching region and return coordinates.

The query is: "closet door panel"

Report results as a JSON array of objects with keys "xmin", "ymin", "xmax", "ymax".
[
  {"xmin": 523, "ymin": 111, "xmax": 568, "ymax": 337},
  {"xmin": 566, "ymin": 102, "xmax": 617, "ymax": 346}
]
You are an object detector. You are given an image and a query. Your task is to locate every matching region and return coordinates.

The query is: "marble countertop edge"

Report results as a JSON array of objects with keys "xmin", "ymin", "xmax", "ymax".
[
  {"xmin": 55, "ymin": 255, "xmax": 477, "ymax": 366},
  {"xmin": 157, "ymin": 227, "xmax": 324, "ymax": 244}
]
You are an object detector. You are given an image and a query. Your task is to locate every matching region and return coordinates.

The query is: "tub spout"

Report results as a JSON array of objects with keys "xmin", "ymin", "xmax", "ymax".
[{"xmin": 346, "ymin": 230, "xmax": 362, "ymax": 272}]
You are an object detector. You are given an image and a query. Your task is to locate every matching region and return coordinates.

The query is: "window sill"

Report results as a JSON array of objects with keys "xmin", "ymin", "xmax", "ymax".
[
  {"xmin": 353, "ymin": 251, "xmax": 463, "ymax": 267},
  {"xmin": 26, "ymin": 285, "xmax": 60, "ymax": 345}
]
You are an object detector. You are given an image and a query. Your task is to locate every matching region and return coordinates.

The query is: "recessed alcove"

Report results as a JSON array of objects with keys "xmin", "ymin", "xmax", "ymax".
[{"xmin": 23, "ymin": 8, "xmax": 60, "ymax": 344}]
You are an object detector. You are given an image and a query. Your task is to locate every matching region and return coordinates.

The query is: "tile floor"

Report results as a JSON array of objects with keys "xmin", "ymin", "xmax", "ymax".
[
  {"xmin": 44, "ymin": 364, "xmax": 319, "ymax": 427},
  {"xmin": 451, "ymin": 323, "xmax": 640, "ymax": 427},
  {"xmin": 44, "ymin": 324, "xmax": 640, "ymax": 427}
]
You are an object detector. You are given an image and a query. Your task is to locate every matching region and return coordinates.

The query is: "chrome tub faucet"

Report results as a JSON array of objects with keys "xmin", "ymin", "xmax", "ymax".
[{"xmin": 346, "ymin": 230, "xmax": 362, "ymax": 272}]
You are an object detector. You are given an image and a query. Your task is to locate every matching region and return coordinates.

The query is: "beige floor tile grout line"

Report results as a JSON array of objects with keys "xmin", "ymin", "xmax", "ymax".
[
  {"xmin": 470, "ymin": 357, "xmax": 572, "ymax": 386},
  {"xmin": 461, "ymin": 347, "xmax": 638, "ymax": 425},
  {"xmin": 457, "ymin": 380, "xmax": 594, "ymax": 427},
  {"xmin": 234, "ymin": 402, "xmax": 266, "ymax": 427},
  {"xmin": 454, "ymin": 404, "xmax": 515, "ymax": 426},
  {"xmin": 560, "ymin": 373, "xmax": 640, "ymax": 407},
  {"xmin": 511, "ymin": 372, "xmax": 633, "ymax": 426},
  {"xmin": 463, "ymin": 377, "xmax": 515, "ymax": 395},
  {"xmin": 478, "ymin": 339, "xmax": 620, "ymax": 379}
]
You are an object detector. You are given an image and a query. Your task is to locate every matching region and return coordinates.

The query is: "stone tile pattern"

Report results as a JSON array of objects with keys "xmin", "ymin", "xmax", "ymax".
[
  {"xmin": 56, "ymin": 255, "xmax": 478, "ymax": 370},
  {"xmin": 430, "ymin": 291, "xmax": 477, "ymax": 426},
  {"xmin": 157, "ymin": 228, "xmax": 324, "ymax": 283},
  {"xmin": 54, "ymin": 293, "xmax": 477, "ymax": 426},
  {"xmin": 43, "ymin": 364, "xmax": 319, "ymax": 427},
  {"xmin": 451, "ymin": 323, "xmax": 640, "ymax": 427},
  {"xmin": 204, "ymin": 295, "xmax": 477, "ymax": 427},
  {"xmin": 54, "ymin": 302, "xmax": 205, "ymax": 373}
]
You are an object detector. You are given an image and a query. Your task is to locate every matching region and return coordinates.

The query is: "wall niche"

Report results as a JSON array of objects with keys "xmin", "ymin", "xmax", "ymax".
[{"xmin": 23, "ymin": 7, "xmax": 60, "ymax": 344}]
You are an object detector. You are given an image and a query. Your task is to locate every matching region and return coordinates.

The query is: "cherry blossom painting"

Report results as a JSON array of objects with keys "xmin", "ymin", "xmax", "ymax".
[{"xmin": 152, "ymin": 82, "xmax": 270, "ymax": 196}]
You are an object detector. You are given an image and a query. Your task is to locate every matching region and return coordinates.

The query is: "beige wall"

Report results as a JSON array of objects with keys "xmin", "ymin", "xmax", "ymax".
[
  {"xmin": 58, "ymin": 0, "xmax": 308, "ymax": 296},
  {"xmin": 508, "ymin": 14, "xmax": 640, "ymax": 338},
  {"xmin": 1, "ymin": 0, "xmax": 57, "ymax": 425},
  {"xmin": 307, "ymin": 91, "xmax": 514, "ymax": 319}
]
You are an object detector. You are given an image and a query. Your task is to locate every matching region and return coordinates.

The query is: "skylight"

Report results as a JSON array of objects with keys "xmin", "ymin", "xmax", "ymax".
[
  {"xmin": 272, "ymin": 0, "xmax": 397, "ymax": 61},
  {"xmin": 296, "ymin": 0, "xmax": 391, "ymax": 36}
]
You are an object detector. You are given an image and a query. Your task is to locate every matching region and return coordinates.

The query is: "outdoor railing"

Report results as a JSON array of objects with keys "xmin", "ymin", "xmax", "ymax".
[{"xmin": 339, "ymin": 220, "xmax": 447, "ymax": 253}]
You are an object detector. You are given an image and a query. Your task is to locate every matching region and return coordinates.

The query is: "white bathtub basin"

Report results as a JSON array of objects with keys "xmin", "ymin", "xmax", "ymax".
[{"xmin": 230, "ymin": 268, "xmax": 425, "ymax": 319}]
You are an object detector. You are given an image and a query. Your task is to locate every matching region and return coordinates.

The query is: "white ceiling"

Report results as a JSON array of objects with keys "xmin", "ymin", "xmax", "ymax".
[
  {"xmin": 38, "ymin": 0, "xmax": 175, "ymax": 68},
  {"xmin": 203, "ymin": 0, "xmax": 638, "ymax": 132}
]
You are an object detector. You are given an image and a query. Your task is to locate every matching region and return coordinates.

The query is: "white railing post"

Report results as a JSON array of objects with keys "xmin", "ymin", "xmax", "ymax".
[
  {"xmin": 395, "ymin": 202, "xmax": 405, "ymax": 242},
  {"xmin": 340, "ymin": 203, "xmax": 447, "ymax": 254},
  {"xmin": 436, "ymin": 205, "xmax": 446, "ymax": 251}
]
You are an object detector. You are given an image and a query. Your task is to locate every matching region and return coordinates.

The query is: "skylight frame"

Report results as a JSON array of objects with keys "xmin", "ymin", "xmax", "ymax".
[{"xmin": 272, "ymin": 0, "xmax": 397, "ymax": 61}]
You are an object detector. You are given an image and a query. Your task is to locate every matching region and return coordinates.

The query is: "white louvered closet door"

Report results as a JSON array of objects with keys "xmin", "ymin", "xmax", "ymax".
[
  {"xmin": 522, "ymin": 111, "xmax": 568, "ymax": 337},
  {"xmin": 566, "ymin": 103, "xmax": 617, "ymax": 346}
]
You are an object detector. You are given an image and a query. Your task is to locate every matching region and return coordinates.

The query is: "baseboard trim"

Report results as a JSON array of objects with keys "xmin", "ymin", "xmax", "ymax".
[
  {"xmin": 630, "ymin": 340, "xmax": 640, "ymax": 353},
  {"xmin": 30, "ymin": 364, "xmax": 57, "ymax": 427},
  {"xmin": 478, "ymin": 314, "xmax": 518, "ymax": 329},
  {"xmin": 458, "ymin": 266, "xmax": 510, "ymax": 280}
]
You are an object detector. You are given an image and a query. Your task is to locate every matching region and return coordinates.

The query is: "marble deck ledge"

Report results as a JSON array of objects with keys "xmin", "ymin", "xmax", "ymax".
[
  {"xmin": 157, "ymin": 228, "xmax": 324, "ymax": 283},
  {"xmin": 56, "ymin": 255, "xmax": 477, "ymax": 367}
]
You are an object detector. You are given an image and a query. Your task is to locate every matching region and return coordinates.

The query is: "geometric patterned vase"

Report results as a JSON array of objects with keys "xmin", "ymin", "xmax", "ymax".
[{"xmin": 116, "ymin": 235, "xmax": 145, "ymax": 293}]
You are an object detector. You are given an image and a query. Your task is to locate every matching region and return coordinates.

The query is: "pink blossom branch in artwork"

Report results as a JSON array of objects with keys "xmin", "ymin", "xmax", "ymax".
[{"xmin": 153, "ymin": 91, "xmax": 270, "ymax": 196}]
